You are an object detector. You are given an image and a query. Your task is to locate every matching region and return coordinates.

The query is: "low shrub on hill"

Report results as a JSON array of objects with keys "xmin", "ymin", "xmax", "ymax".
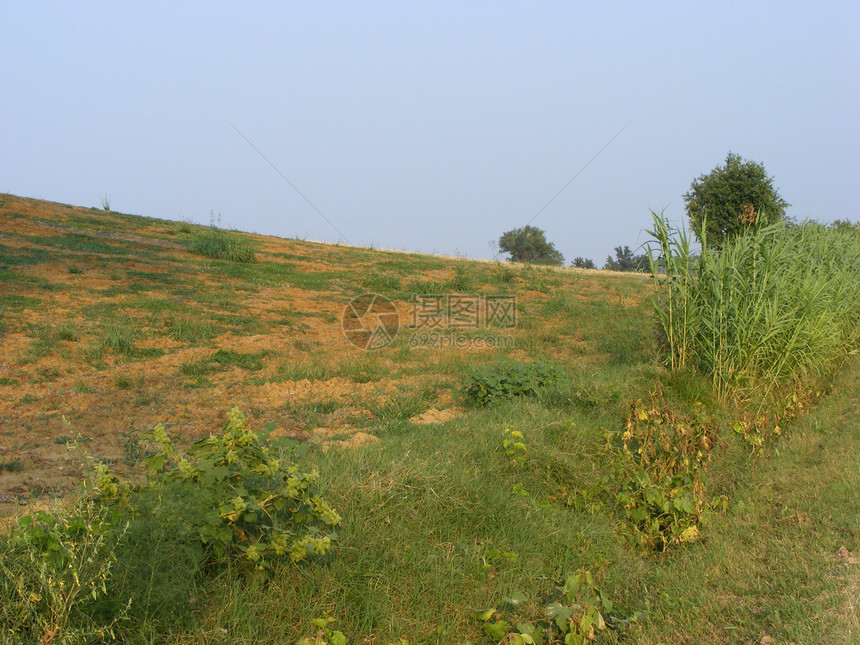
[
  {"xmin": 0, "ymin": 408, "xmax": 339, "ymax": 641},
  {"xmin": 462, "ymin": 359, "xmax": 566, "ymax": 406}
]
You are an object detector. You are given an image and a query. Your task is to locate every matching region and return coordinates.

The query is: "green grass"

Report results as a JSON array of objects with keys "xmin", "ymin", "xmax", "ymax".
[
  {"xmin": 35, "ymin": 366, "xmax": 61, "ymax": 382},
  {"xmin": 0, "ymin": 268, "xmax": 57, "ymax": 291},
  {"xmin": 115, "ymin": 374, "xmax": 133, "ymax": 390},
  {"xmin": 134, "ymin": 296, "xmax": 190, "ymax": 312},
  {"xmin": 28, "ymin": 233, "xmax": 142, "ymax": 256},
  {"xmin": 180, "ymin": 349, "xmax": 270, "ymax": 377},
  {"xmin": 186, "ymin": 227, "xmax": 257, "ymax": 263},
  {"xmin": 72, "ymin": 381, "xmax": 94, "ymax": 394},
  {"xmin": 191, "ymin": 289, "xmax": 242, "ymax": 311},
  {"xmin": 163, "ymin": 316, "xmax": 218, "ymax": 343},
  {"xmin": 275, "ymin": 354, "xmax": 391, "ymax": 385},
  {"xmin": 126, "ymin": 270, "xmax": 191, "ymax": 286},
  {"xmin": 206, "ymin": 312, "xmax": 267, "ymax": 335},
  {"xmin": 209, "ymin": 349, "xmax": 268, "ymax": 370},
  {"xmin": 632, "ymin": 358, "xmax": 860, "ymax": 643},
  {"xmin": 0, "ymin": 458, "xmax": 23, "ymax": 473},
  {"xmin": 0, "ymin": 243, "xmax": 55, "ymax": 267},
  {"xmin": 275, "ymin": 358, "xmax": 333, "ymax": 382},
  {"xmin": 361, "ymin": 272, "xmax": 402, "ymax": 294},
  {"xmin": 212, "ymin": 259, "xmax": 346, "ymax": 292},
  {"xmin": 27, "ymin": 323, "xmax": 79, "ymax": 357},
  {"xmin": 99, "ymin": 321, "xmax": 140, "ymax": 357},
  {"xmin": 119, "ymin": 357, "xmax": 854, "ymax": 644},
  {"xmin": 179, "ymin": 360, "xmax": 216, "ymax": 377}
]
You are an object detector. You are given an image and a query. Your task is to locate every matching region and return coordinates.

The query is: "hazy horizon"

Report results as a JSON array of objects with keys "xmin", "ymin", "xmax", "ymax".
[{"xmin": 2, "ymin": 2, "xmax": 857, "ymax": 264}]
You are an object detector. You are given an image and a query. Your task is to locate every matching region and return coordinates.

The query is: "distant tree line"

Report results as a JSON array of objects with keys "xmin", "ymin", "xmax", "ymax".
[
  {"xmin": 603, "ymin": 246, "xmax": 649, "ymax": 272},
  {"xmin": 498, "ymin": 152, "xmax": 853, "ymax": 273},
  {"xmin": 497, "ymin": 227, "xmax": 649, "ymax": 273}
]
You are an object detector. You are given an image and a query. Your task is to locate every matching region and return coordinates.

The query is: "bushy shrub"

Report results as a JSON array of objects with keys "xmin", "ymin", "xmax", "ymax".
[
  {"xmin": 462, "ymin": 360, "xmax": 566, "ymax": 406},
  {"xmin": 0, "ymin": 498, "xmax": 128, "ymax": 643},
  {"xmin": 604, "ymin": 390, "xmax": 721, "ymax": 549},
  {"xmin": 0, "ymin": 408, "xmax": 340, "ymax": 640},
  {"xmin": 142, "ymin": 407, "xmax": 340, "ymax": 568}
]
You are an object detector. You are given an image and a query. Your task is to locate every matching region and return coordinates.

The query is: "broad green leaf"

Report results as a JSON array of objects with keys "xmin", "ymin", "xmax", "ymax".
[
  {"xmin": 330, "ymin": 630, "xmax": 347, "ymax": 645},
  {"xmin": 504, "ymin": 591, "xmax": 528, "ymax": 606},
  {"xmin": 546, "ymin": 603, "xmax": 574, "ymax": 633},
  {"xmin": 483, "ymin": 619, "xmax": 509, "ymax": 641},
  {"xmin": 145, "ymin": 454, "xmax": 165, "ymax": 475}
]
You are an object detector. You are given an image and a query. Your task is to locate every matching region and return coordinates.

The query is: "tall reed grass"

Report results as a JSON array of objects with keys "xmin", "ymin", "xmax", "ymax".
[{"xmin": 647, "ymin": 210, "xmax": 860, "ymax": 401}]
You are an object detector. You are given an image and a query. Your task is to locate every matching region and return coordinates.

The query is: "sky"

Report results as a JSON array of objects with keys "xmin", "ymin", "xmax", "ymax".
[{"xmin": 2, "ymin": 2, "xmax": 858, "ymax": 264}]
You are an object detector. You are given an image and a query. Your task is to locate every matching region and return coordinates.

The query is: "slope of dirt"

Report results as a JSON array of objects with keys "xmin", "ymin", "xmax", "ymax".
[{"xmin": 0, "ymin": 193, "xmax": 653, "ymax": 514}]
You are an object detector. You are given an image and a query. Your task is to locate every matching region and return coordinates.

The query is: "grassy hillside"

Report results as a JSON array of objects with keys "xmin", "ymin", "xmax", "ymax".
[
  {"xmin": 0, "ymin": 194, "xmax": 648, "ymax": 501},
  {"xmin": 0, "ymin": 194, "xmax": 856, "ymax": 644}
]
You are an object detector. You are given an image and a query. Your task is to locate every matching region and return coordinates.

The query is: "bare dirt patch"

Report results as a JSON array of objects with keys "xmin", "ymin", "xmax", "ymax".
[{"xmin": 409, "ymin": 407, "xmax": 463, "ymax": 425}]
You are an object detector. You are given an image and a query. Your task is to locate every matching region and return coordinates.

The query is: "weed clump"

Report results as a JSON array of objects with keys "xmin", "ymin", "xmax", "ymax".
[
  {"xmin": 187, "ymin": 227, "xmax": 257, "ymax": 263},
  {"xmin": 604, "ymin": 390, "xmax": 722, "ymax": 549},
  {"xmin": 0, "ymin": 408, "xmax": 340, "ymax": 640},
  {"xmin": 462, "ymin": 360, "xmax": 566, "ymax": 406}
]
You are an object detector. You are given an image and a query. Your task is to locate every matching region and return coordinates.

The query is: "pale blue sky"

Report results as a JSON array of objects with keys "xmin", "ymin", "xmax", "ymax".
[{"xmin": 2, "ymin": 2, "xmax": 857, "ymax": 263}]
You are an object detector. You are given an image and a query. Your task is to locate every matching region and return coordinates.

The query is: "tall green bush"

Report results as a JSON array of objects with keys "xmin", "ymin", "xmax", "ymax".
[
  {"xmin": 647, "ymin": 210, "xmax": 860, "ymax": 401},
  {"xmin": 684, "ymin": 152, "xmax": 789, "ymax": 248}
]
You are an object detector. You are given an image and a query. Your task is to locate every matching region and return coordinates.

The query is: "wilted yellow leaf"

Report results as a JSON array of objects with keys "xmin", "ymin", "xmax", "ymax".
[{"xmin": 678, "ymin": 525, "xmax": 700, "ymax": 543}]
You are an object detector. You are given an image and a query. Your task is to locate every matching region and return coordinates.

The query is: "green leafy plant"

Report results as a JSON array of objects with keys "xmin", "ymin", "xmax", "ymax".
[
  {"xmin": 143, "ymin": 407, "xmax": 341, "ymax": 568},
  {"xmin": 463, "ymin": 360, "xmax": 565, "ymax": 406},
  {"xmin": 475, "ymin": 572, "xmax": 643, "ymax": 645},
  {"xmin": 478, "ymin": 543, "xmax": 518, "ymax": 571},
  {"xmin": 604, "ymin": 391, "xmax": 718, "ymax": 549},
  {"xmin": 0, "ymin": 498, "xmax": 129, "ymax": 643},
  {"xmin": 502, "ymin": 429, "xmax": 528, "ymax": 466},
  {"xmin": 297, "ymin": 616, "xmax": 347, "ymax": 645},
  {"xmin": 545, "ymin": 571, "xmax": 613, "ymax": 644}
]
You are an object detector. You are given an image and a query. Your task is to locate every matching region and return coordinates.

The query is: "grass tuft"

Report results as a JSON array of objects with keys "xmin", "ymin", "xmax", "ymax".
[{"xmin": 186, "ymin": 227, "xmax": 257, "ymax": 263}]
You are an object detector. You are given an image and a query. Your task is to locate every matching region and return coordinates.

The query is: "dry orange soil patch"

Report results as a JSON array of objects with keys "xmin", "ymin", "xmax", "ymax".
[{"xmin": 0, "ymin": 196, "xmax": 483, "ymax": 514}]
